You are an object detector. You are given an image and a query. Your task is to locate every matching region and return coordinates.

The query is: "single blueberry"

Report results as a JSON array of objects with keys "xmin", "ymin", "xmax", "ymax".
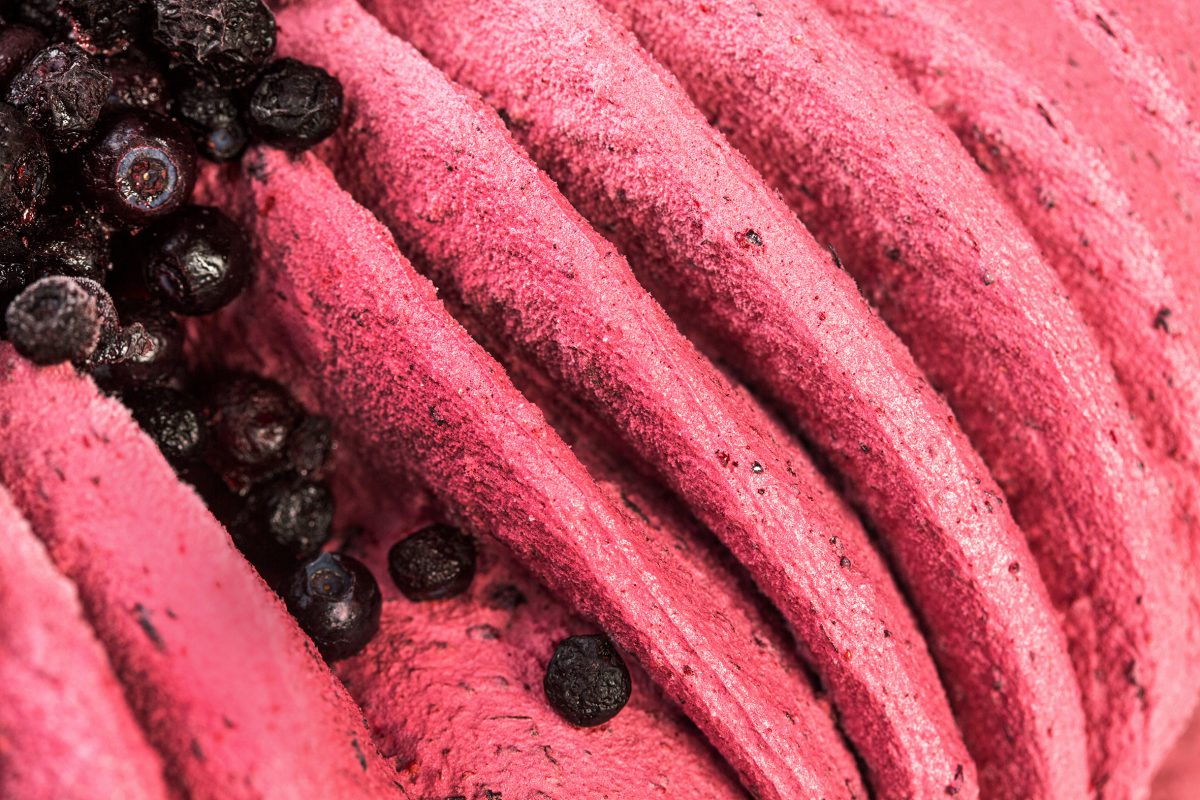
[
  {"xmin": 284, "ymin": 552, "xmax": 381, "ymax": 661},
  {"xmin": 387, "ymin": 523, "xmax": 476, "ymax": 602},
  {"xmin": 151, "ymin": 0, "xmax": 275, "ymax": 89},
  {"xmin": 543, "ymin": 634, "xmax": 631, "ymax": 727},
  {"xmin": 140, "ymin": 205, "xmax": 252, "ymax": 314},
  {"xmin": 6, "ymin": 43, "xmax": 112, "ymax": 151},
  {"xmin": 125, "ymin": 385, "xmax": 209, "ymax": 464},
  {"xmin": 247, "ymin": 58, "xmax": 342, "ymax": 151},
  {"xmin": 5, "ymin": 275, "xmax": 100, "ymax": 365}
]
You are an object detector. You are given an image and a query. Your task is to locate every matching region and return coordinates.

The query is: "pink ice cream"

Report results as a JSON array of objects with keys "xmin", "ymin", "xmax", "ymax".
[
  {"xmin": 0, "ymin": 348, "xmax": 401, "ymax": 800},
  {"xmin": 0, "ymin": 486, "xmax": 170, "ymax": 800},
  {"xmin": 204, "ymin": 147, "xmax": 867, "ymax": 799}
]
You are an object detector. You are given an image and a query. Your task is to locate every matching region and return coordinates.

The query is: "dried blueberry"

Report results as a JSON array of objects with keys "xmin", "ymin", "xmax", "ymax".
[
  {"xmin": 151, "ymin": 0, "xmax": 275, "ymax": 89},
  {"xmin": 246, "ymin": 58, "xmax": 342, "ymax": 151},
  {"xmin": 543, "ymin": 634, "xmax": 631, "ymax": 727},
  {"xmin": 6, "ymin": 43, "xmax": 112, "ymax": 151},
  {"xmin": 245, "ymin": 471, "xmax": 334, "ymax": 560},
  {"xmin": 0, "ymin": 24, "xmax": 47, "ymax": 88},
  {"xmin": 125, "ymin": 385, "xmax": 209, "ymax": 464},
  {"xmin": 140, "ymin": 205, "xmax": 251, "ymax": 314},
  {"xmin": 286, "ymin": 414, "xmax": 332, "ymax": 476},
  {"xmin": 27, "ymin": 204, "xmax": 111, "ymax": 282},
  {"xmin": 285, "ymin": 553, "xmax": 380, "ymax": 661},
  {"xmin": 80, "ymin": 111, "xmax": 196, "ymax": 226},
  {"xmin": 62, "ymin": 0, "xmax": 146, "ymax": 56},
  {"xmin": 0, "ymin": 102, "xmax": 50, "ymax": 229},
  {"xmin": 387, "ymin": 524, "xmax": 476, "ymax": 602},
  {"xmin": 5, "ymin": 275, "xmax": 100, "ymax": 364},
  {"xmin": 206, "ymin": 372, "xmax": 301, "ymax": 473},
  {"xmin": 104, "ymin": 55, "xmax": 168, "ymax": 113}
]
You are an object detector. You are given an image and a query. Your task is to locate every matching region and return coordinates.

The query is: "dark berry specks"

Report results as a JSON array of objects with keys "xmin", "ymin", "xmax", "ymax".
[
  {"xmin": 140, "ymin": 205, "xmax": 251, "ymax": 314},
  {"xmin": 387, "ymin": 523, "xmax": 477, "ymax": 602},
  {"xmin": 285, "ymin": 552, "xmax": 381, "ymax": 661},
  {"xmin": 247, "ymin": 58, "xmax": 342, "ymax": 151},
  {"xmin": 6, "ymin": 43, "xmax": 112, "ymax": 151},
  {"xmin": 80, "ymin": 111, "xmax": 196, "ymax": 226},
  {"xmin": 543, "ymin": 634, "xmax": 632, "ymax": 727},
  {"xmin": 0, "ymin": 102, "xmax": 50, "ymax": 229},
  {"xmin": 151, "ymin": 0, "xmax": 276, "ymax": 89},
  {"xmin": 5, "ymin": 275, "xmax": 101, "ymax": 365}
]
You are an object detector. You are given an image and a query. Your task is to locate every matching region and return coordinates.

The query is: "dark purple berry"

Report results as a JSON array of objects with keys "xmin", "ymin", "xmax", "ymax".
[
  {"xmin": 125, "ymin": 385, "xmax": 208, "ymax": 464},
  {"xmin": 28, "ymin": 205, "xmax": 111, "ymax": 282},
  {"xmin": 284, "ymin": 552, "xmax": 380, "ymax": 661},
  {"xmin": 173, "ymin": 83, "xmax": 246, "ymax": 161},
  {"xmin": 4, "ymin": 275, "xmax": 100, "ymax": 364},
  {"xmin": 0, "ymin": 102, "xmax": 50, "ymax": 229},
  {"xmin": 104, "ymin": 55, "xmax": 167, "ymax": 113},
  {"xmin": 80, "ymin": 111, "xmax": 196, "ymax": 227},
  {"xmin": 246, "ymin": 472, "xmax": 334, "ymax": 560},
  {"xmin": 285, "ymin": 414, "xmax": 332, "ymax": 476},
  {"xmin": 62, "ymin": 0, "xmax": 146, "ymax": 56},
  {"xmin": 99, "ymin": 303, "xmax": 181, "ymax": 384},
  {"xmin": 387, "ymin": 524, "xmax": 476, "ymax": 602},
  {"xmin": 207, "ymin": 372, "xmax": 301, "ymax": 473},
  {"xmin": 72, "ymin": 276, "xmax": 127, "ymax": 365},
  {"xmin": 6, "ymin": 44, "xmax": 112, "ymax": 151},
  {"xmin": 543, "ymin": 634, "xmax": 632, "ymax": 727},
  {"xmin": 151, "ymin": 0, "xmax": 275, "ymax": 89},
  {"xmin": 0, "ymin": 24, "xmax": 48, "ymax": 88},
  {"xmin": 140, "ymin": 205, "xmax": 251, "ymax": 314},
  {"xmin": 246, "ymin": 58, "xmax": 342, "ymax": 151}
]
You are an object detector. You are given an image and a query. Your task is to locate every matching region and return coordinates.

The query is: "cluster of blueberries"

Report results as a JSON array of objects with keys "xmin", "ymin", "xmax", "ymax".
[{"xmin": 0, "ymin": 0, "xmax": 630, "ymax": 727}]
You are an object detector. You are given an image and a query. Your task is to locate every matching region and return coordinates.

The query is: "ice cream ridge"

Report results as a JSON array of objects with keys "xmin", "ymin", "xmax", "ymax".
[{"xmin": 0, "ymin": 0, "xmax": 1197, "ymax": 798}]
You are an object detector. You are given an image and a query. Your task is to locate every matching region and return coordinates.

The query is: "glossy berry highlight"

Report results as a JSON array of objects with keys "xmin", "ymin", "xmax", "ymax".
[
  {"xmin": 247, "ymin": 58, "xmax": 342, "ymax": 151},
  {"xmin": 141, "ymin": 205, "xmax": 252, "ymax": 315},
  {"xmin": 285, "ymin": 552, "xmax": 381, "ymax": 661},
  {"xmin": 6, "ymin": 43, "xmax": 112, "ymax": 151}
]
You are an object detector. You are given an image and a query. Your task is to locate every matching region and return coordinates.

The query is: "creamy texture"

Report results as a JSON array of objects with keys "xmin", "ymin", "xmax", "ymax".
[
  {"xmin": 206, "ymin": 148, "xmax": 867, "ymax": 799},
  {"xmin": 0, "ymin": 349, "xmax": 401, "ymax": 800},
  {"xmin": 0, "ymin": 486, "xmax": 170, "ymax": 800},
  {"xmin": 276, "ymin": 3, "xmax": 975, "ymax": 796},
  {"xmin": 596, "ymin": 0, "xmax": 1196, "ymax": 794}
]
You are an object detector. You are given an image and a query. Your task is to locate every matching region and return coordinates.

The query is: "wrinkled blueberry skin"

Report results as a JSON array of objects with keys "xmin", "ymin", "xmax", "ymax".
[
  {"xmin": 543, "ymin": 634, "xmax": 632, "ymax": 727},
  {"xmin": 80, "ymin": 111, "xmax": 196, "ymax": 227},
  {"xmin": 140, "ymin": 205, "xmax": 252, "ymax": 315},
  {"xmin": 104, "ymin": 55, "xmax": 168, "ymax": 113},
  {"xmin": 387, "ymin": 523, "xmax": 477, "ymax": 602},
  {"xmin": 63, "ymin": 0, "xmax": 146, "ymax": 56},
  {"xmin": 6, "ymin": 43, "xmax": 112, "ymax": 151},
  {"xmin": 247, "ymin": 58, "xmax": 342, "ymax": 151},
  {"xmin": 125, "ymin": 385, "xmax": 209, "ymax": 465},
  {"xmin": 27, "ymin": 204, "xmax": 111, "ymax": 282},
  {"xmin": 285, "ymin": 553, "xmax": 381, "ymax": 661},
  {"xmin": 151, "ymin": 0, "xmax": 276, "ymax": 89},
  {"xmin": 245, "ymin": 471, "xmax": 335, "ymax": 560},
  {"xmin": 5, "ymin": 275, "xmax": 100, "ymax": 365},
  {"xmin": 98, "ymin": 303, "xmax": 183, "ymax": 386},
  {"xmin": 206, "ymin": 372, "xmax": 301, "ymax": 475},
  {"xmin": 0, "ymin": 102, "xmax": 50, "ymax": 229}
]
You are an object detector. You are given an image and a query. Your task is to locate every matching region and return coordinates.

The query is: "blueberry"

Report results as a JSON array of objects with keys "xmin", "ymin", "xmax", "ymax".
[
  {"xmin": 206, "ymin": 372, "xmax": 301, "ymax": 473},
  {"xmin": 285, "ymin": 553, "xmax": 380, "ymax": 661},
  {"xmin": 139, "ymin": 205, "xmax": 251, "ymax": 315},
  {"xmin": 125, "ymin": 385, "xmax": 209, "ymax": 464},
  {"xmin": 286, "ymin": 414, "xmax": 333, "ymax": 476},
  {"xmin": 245, "ymin": 471, "xmax": 334, "ymax": 560},
  {"xmin": 27, "ymin": 204, "xmax": 111, "ymax": 282},
  {"xmin": 0, "ymin": 25, "xmax": 48, "ymax": 88},
  {"xmin": 98, "ymin": 303, "xmax": 182, "ymax": 385},
  {"xmin": 4, "ymin": 275, "xmax": 100, "ymax": 365},
  {"xmin": 0, "ymin": 102, "xmax": 50, "ymax": 229},
  {"xmin": 173, "ymin": 83, "xmax": 246, "ymax": 162},
  {"xmin": 543, "ymin": 634, "xmax": 631, "ymax": 727},
  {"xmin": 151, "ymin": 0, "xmax": 275, "ymax": 89},
  {"xmin": 63, "ymin": 0, "xmax": 146, "ymax": 56},
  {"xmin": 80, "ymin": 111, "xmax": 196, "ymax": 227},
  {"xmin": 104, "ymin": 55, "xmax": 168, "ymax": 113},
  {"xmin": 247, "ymin": 58, "xmax": 342, "ymax": 151},
  {"xmin": 6, "ymin": 43, "xmax": 112, "ymax": 151},
  {"xmin": 387, "ymin": 524, "xmax": 476, "ymax": 602}
]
